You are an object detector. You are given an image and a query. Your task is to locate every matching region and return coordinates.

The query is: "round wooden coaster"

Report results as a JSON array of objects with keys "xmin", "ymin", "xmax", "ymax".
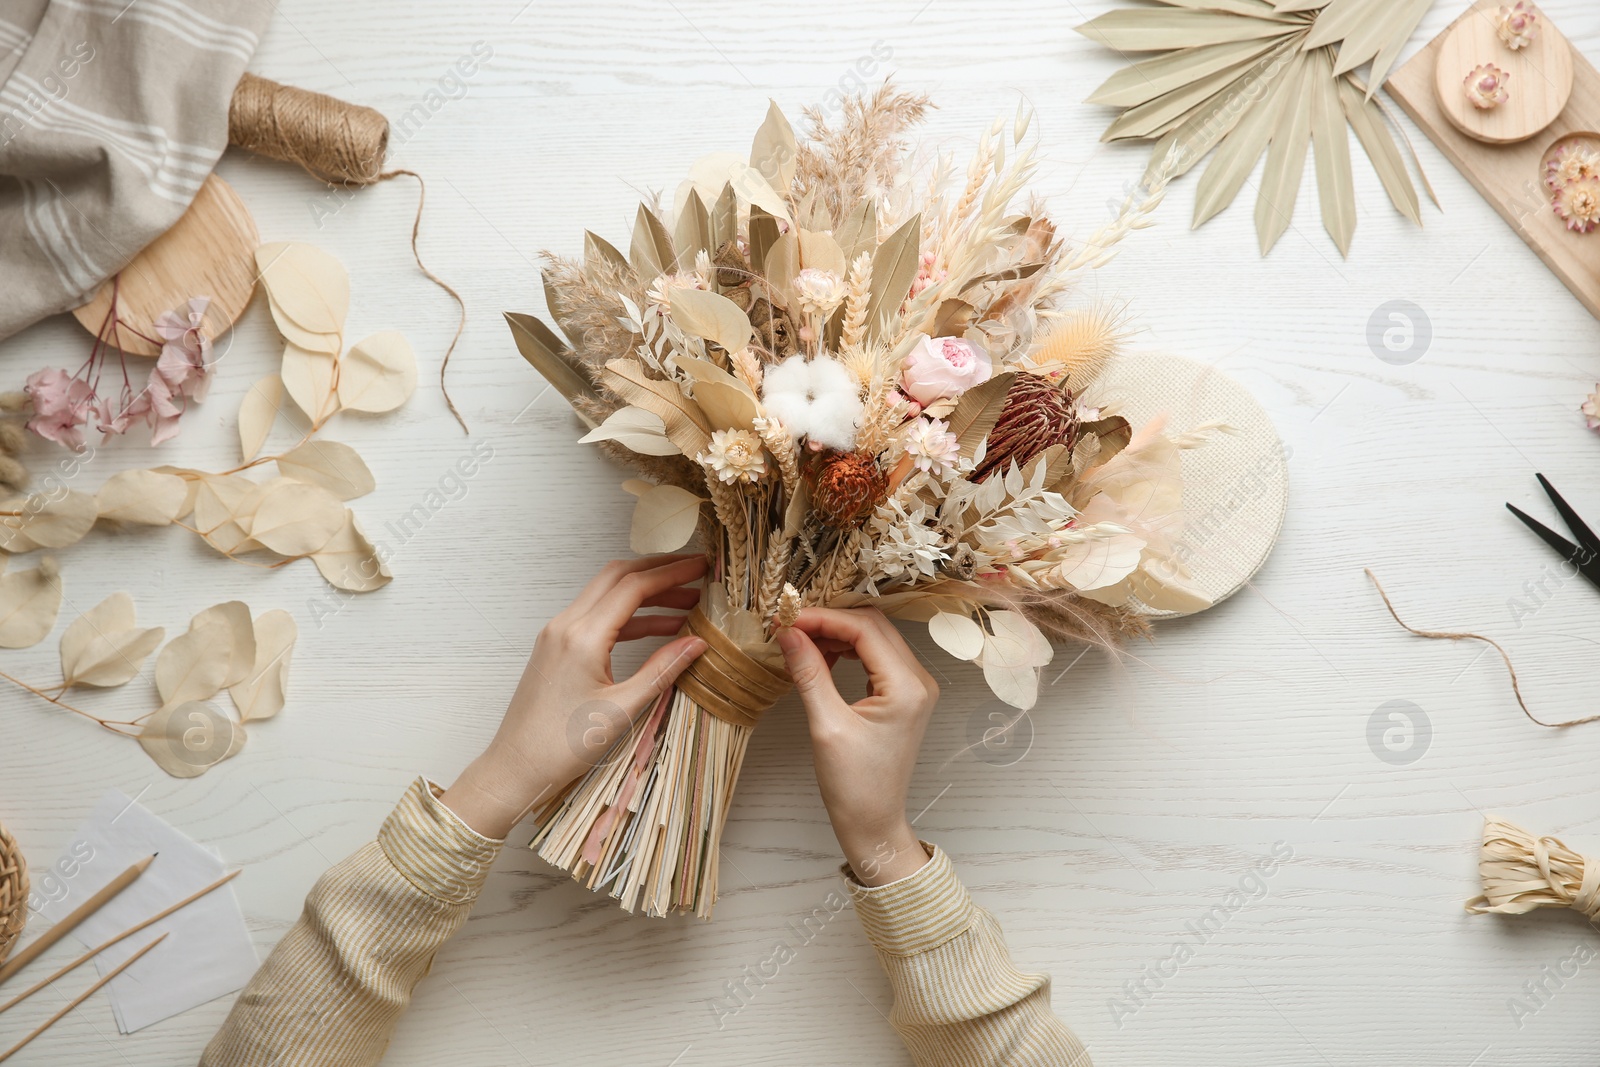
[
  {"xmin": 1434, "ymin": 5, "xmax": 1573, "ymax": 145},
  {"xmin": 72, "ymin": 173, "xmax": 258, "ymax": 357}
]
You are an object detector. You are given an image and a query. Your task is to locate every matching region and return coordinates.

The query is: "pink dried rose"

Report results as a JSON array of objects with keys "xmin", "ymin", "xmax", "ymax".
[
  {"xmin": 1584, "ymin": 385, "xmax": 1600, "ymax": 431},
  {"xmin": 1554, "ymin": 176, "xmax": 1600, "ymax": 234},
  {"xmin": 901, "ymin": 333, "xmax": 992, "ymax": 405},
  {"xmin": 1464, "ymin": 64, "xmax": 1510, "ymax": 110}
]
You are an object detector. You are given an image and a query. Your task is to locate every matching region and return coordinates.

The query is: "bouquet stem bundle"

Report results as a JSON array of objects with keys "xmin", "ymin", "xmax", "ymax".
[{"xmin": 530, "ymin": 600, "xmax": 788, "ymax": 918}]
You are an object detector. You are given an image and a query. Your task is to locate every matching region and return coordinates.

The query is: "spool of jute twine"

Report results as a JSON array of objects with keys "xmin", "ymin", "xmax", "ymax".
[
  {"xmin": 675, "ymin": 608, "xmax": 791, "ymax": 731},
  {"xmin": 0, "ymin": 821, "xmax": 27, "ymax": 965},
  {"xmin": 226, "ymin": 73, "xmax": 468, "ymax": 431}
]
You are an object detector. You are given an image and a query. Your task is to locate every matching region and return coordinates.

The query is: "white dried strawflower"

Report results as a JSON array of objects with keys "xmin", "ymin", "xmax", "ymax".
[
  {"xmin": 903, "ymin": 417, "xmax": 961, "ymax": 475},
  {"xmin": 1496, "ymin": 2, "xmax": 1538, "ymax": 50},
  {"xmin": 645, "ymin": 271, "xmax": 707, "ymax": 313},
  {"xmin": 1464, "ymin": 64, "xmax": 1510, "ymax": 110},
  {"xmin": 760, "ymin": 354, "xmax": 863, "ymax": 451},
  {"xmin": 794, "ymin": 268, "xmax": 847, "ymax": 318},
  {"xmin": 700, "ymin": 428, "xmax": 767, "ymax": 483}
]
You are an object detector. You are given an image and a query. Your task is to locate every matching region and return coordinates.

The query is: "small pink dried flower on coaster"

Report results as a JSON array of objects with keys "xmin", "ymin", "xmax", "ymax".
[
  {"xmin": 1553, "ymin": 176, "xmax": 1600, "ymax": 233},
  {"xmin": 1583, "ymin": 385, "xmax": 1600, "ymax": 431},
  {"xmin": 1546, "ymin": 144, "xmax": 1600, "ymax": 193},
  {"xmin": 1465, "ymin": 64, "xmax": 1510, "ymax": 110},
  {"xmin": 1496, "ymin": 2, "xmax": 1538, "ymax": 50},
  {"xmin": 701, "ymin": 428, "xmax": 767, "ymax": 483}
]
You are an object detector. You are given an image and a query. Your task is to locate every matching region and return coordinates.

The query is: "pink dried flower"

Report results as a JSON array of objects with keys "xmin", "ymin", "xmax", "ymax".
[
  {"xmin": 1546, "ymin": 144, "xmax": 1600, "ymax": 194},
  {"xmin": 1465, "ymin": 64, "xmax": 1510, "ymax": 110},
  {"xmin": 901, "ymin": 333, "xmax": 992, "ymax": 405},
  {"xmin": 1554, "ymin": 176, "xmax": 1600, "ymax": 233},
  {"xmin": 907, "ymin": 250, "xmax": 945, "ymax": 301},
  {"xmin": 23, "ymin": 367, "xmax": 97, "ymax": 450},
  {"xmin": 1496, "ymin": 2, "xmax": 1538, "ymax": 50},
  {"xmin": 1584, "ymin": 385, "xmax": 1600, "ymax": 431}
]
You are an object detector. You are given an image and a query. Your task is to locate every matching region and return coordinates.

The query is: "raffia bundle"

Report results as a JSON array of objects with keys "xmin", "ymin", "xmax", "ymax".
[
  {"xmin": 0, "ymin": 820, "xmax": 27, "ymax": 964},
  {"xmin": 1466, "ymin": 818, "xmax": 1600, "ymax": 921}
]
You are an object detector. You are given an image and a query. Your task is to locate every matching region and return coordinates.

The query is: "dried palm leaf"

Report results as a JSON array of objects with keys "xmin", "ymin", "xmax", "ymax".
[{"xmin": 1079, "ymin": 0, "xmax": 1435, "ymax": 255}]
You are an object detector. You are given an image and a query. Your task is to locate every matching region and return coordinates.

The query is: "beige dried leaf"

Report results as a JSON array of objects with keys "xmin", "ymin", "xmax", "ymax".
[
  {"xmin": 239, "ymin": 375, "xmax": 285, "ymax": 461},
  {"xmin": 281, "ymin": 343, "xmax": 339, "ymax": 423},
  {"xmin": 750, "ymin": 99, "xmax": 798, "ymax": 192},
  {"xmin": 191, "ymin": 601, "xmax": 257, "ymax": 689},
  {"xmin": 255, "ymin": 242, "xmax": 349, "ymax": 339},
  {"xmin": 154, "ymin": 619, "xmax": 231, "ymax": 709},
  {"xmin": 578, "ymin": 407, "xmax": 681, "ymax": 457},
  {"xmin": 193, "ymin": 473, "xmax": 262, "ymax": 556},
  {"xmin": 338, "ymin": 331, "xmax": 418, "ymax": 414},
  {"xmin": 668, "ymin": 289, "xmax": 754, "ymax": 355},
  {"xmin": 137, "ymin": 700, "xmax": 242, "ymax": 778},
  {"xmin": 59, "ymin": 592, "xmax": 164, "ymax": 688},
  {"xmin": 149, "ymin": 466, "xmax": 202, "ymax": 520},
  {"xmin": 96, "ymin": 470, "xmax": 189, "ymax": 526},
  {"xmin": 0, "ymin": 557, "xmax": 61, "ymax": 649},
  {"xmin": 277, "ymin": 440, "xmax": 376, "ymax": 500},
  {"xmin": 250, "ymin": 481, "xmax": 346, "ymax": 556},
  {"xmin": 928, "ymin": 611, "xmax": 984, "ymax": 661},
  {"xmin": 230, "ymin": 609, "xmax": 296, "ymax": 722},
  {"xmin": 630, "ymin": 484, "xmax": 705, "ymax": 554},
  {"xmin": 0, "ymin": 490, "xmax": 97, "ymax": 551},
  {"xmin": 311, "ymin": 511, "xmax": 392, "ymax": 592},
  {"xmin": 676, "ymin": 357, "xmax": 761, "ymax": 432}
]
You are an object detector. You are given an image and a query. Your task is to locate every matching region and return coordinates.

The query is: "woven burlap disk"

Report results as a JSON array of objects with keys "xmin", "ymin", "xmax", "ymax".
[
  {"xmin": 0, "ymin": 820, "xmax": 27, "ymax": 965},
  {"xmin": 1086, "ymin": 351, "xmax": 1289, "ymax": 617}
]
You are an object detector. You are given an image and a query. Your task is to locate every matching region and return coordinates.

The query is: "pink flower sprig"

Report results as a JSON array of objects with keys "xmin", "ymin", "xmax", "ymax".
[
  {"xmin": 23, "ymin": 297, "xmax": 215, "ymax": 450},
  {"xmin": 1583, "ymin": 385, "xmax": 1600, "ymax": 432}
]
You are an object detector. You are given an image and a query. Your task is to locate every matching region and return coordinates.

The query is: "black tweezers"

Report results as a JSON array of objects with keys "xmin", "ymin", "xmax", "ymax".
[{"xmin": 1506, "ymin": 474, "xmax": 1600, "ymax": 591}]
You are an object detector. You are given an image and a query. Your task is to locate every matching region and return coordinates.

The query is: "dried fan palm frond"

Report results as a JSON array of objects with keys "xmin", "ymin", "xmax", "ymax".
[
  {"xmin": 794, "ymin": 82, "xmax": 934, "ymax": 226},
  {"xmin": 1077, "ymin": 0, "xmax": 1437, "ymax": 256}
]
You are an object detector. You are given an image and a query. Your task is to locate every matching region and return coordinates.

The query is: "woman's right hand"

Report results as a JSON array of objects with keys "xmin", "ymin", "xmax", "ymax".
[{"xmin": 776, "ymin": 607, "xmax": 939, "ymax": 886}]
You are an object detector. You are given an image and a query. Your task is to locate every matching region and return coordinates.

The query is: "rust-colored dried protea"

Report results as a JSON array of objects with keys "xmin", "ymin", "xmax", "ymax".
[
  {"xmin": 809, "ymin": 449, "xmax": 888, "ymax": 527},
  {"xmin": 972, "ymin": 373, "xmax": 1079, "ymax": 482}
]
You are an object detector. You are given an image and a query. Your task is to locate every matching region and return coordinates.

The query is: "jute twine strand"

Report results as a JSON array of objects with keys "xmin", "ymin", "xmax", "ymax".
[
  {"xmin": 228, "ymin": 74, "xmax": 469, "ymax": 433},
  {"xmin": 1365, "ymin": 569, "xmax": 1600, "ymax": 729},
  {"xmin": 0, "ymin": 821, "xmax": 26, "ymax": 965},
  {"xmin": 1466, "ymin": 818, "xmax": 1600, "ymax": 922},
  {"xmin": 673, "ymin": 609, "xmax": 791, "ymax": 730}
]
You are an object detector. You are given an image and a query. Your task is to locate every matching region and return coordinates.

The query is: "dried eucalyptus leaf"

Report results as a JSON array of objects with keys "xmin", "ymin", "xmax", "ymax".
[
  {"xmin": 0, "ymin": 558, "xmax": 61, "ymax": 648},
  {"xmin": 191, "ymin": 601, "xmax": 257, "ymax": 689},
  {"xmin": 0, "ymin": 490, "xmax": 97, "ymax": 551},
  {"xmin": 676, "ymin": 357, "xmax": 761, "ymax": 432},
  {"xmin": 255, "ymin": 242, "xmax": 349, "ymax": 338},
  {"xmin": 149, "ymin": 467, "xmax": 201, "ymax": 520},
  {"xmin": 929, "ymin": 612, "xmax": 984, "ymax": 661},
  {"xmin": 630, "ymin": 484, "xmax": 705, "ymax": 554},
  {"xmin": 281, "ymin": 343, "xmax": 339, "ymax": 424},
  {"xmin": 277, "ymin": 440, "xmax": 376, "ymax": 500},
  {"xmin": 249, "ymin": 481, "xmax": 346, "ymax": 556},
  {"xmin": 96, "ymin": 470, "xmax": 188, "ymax": 526},
  {"xmin": 311, "ymin": 512, "xmax": 392, "ymax": 592},
  {"xmin": 192, "ymin": 474, "xmax": 262, "ymax": 556},
  {"xmin": 578, "ymin": 407, "xmax": 681, "ymax": 457},
  {"xmin": 668, "ymin": 288, "xmax": 754, "ymax": 354},
  {"xmin": 230, "ymin": 609, "xmax": 296, "ymax": 722},
  {"xmin": 138, "ymin": 700, "xmax": 240, "ymax": 778},
  {"xmin": 154, "ymin": 619, "xmax": 231, "ymax": 708},
  {"xmin": 59, "ymin": 591, "xmax": 164, "ymax": 688},
  {"xmin": 338, "ymin": 331, "xmax": 418, "ymax": 414},
  {"xmin": 239, "ymin": 375, "xmax": 284, "ymax": 462}
]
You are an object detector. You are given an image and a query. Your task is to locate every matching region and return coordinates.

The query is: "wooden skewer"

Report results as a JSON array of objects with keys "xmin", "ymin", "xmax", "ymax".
[
  {"xmin": 0, "ymin": 855, "xmax": 156, "ymax": 987},
  {"xmin": 0, "ymin": 868, "xmax": 242, "ymax": 1018},
  {"xmin": 0, "ymin": 933, "xmax": 168, "ymax": 1063}
]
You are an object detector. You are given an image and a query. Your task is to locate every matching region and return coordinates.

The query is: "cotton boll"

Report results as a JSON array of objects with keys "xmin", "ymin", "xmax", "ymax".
[{"xmin": 759, "ymin": 354, "xmax": 863, "ymax": 451}]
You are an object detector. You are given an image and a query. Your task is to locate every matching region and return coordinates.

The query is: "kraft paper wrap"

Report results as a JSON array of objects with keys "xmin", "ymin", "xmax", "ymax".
[{"xmin": 674, "ymin": 588, "xmax": 791, "ymax": 730}]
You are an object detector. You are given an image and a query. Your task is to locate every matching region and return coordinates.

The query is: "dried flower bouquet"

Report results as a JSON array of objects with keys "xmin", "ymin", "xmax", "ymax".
[{"xmin": 507, "ymin": 86, "xmax": 1218, "ymax": 918}]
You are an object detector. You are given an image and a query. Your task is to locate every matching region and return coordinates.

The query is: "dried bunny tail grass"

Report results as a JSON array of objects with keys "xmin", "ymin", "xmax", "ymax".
[
  {"xmin": 1027, "ymin": 303, "xmax": 1131, "ymax": 390},
  {"xmin": 794, "ymin": 81, "xmax": 934, "ymax": 223},
  {"xmin": 840, "ymin": 252, "xmax": 872, "ymax": 349}
]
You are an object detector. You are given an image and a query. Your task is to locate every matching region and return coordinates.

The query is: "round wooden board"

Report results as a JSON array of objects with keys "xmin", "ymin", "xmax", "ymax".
[
  {"xmin": 1434, "ymin": 5, "xmax": 1574, "ymax": 144},
  {"xmin": 71, "ymin": 173, "xmax": 258, "ymax": 357}
]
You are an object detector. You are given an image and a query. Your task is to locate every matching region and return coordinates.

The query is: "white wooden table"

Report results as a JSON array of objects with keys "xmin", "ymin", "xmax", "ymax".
[{"xmin": 3, "ymin": 1, "xmax": 1600, "ymax": 1063}]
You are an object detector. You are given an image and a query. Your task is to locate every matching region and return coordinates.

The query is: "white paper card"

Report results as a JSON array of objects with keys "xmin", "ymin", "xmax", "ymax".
[{"xmin": 36, "ymin": 790, "xmax": 258, "ymax": 1033}]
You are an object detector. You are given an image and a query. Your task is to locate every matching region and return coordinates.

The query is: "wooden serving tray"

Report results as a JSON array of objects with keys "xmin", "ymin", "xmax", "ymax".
[{"xmin": 1388, "ymin": 0, "xmax": 1600, "ymax": 320}]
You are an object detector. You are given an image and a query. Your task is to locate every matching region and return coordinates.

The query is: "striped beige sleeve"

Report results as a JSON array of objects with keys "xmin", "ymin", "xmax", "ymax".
[
  {"xmin": 844, "ymin": 845, "xmax": 1092, "ymax": 1067},
  {"xmin": 200, "ymin": 777, "xmax": 502, "ymax": 1067}
]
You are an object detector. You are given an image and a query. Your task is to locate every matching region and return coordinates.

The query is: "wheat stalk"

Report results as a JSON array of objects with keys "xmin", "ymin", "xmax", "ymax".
[{"xmin": 840, "ymin": 252, "xmax": 872, "ymax": 349}]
